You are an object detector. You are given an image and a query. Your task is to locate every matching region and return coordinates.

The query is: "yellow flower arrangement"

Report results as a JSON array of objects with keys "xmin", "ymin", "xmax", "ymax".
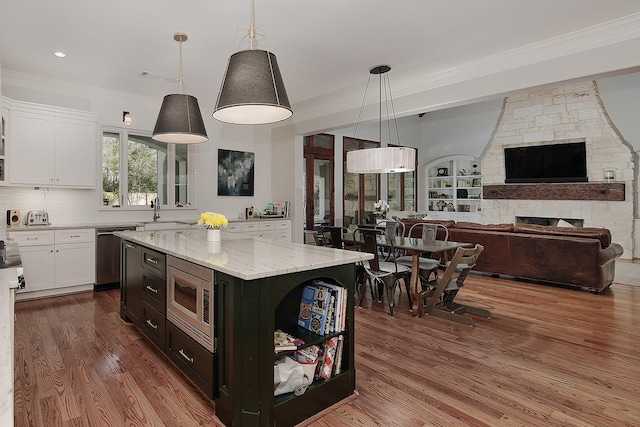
[{"xmin": 198, "ymin": 212, "xmax": 229, "ymax": 229}]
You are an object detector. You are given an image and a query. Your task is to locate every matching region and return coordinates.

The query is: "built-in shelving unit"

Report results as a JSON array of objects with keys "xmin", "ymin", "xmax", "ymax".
[{"xmin": 425, "ymin": 155, "xmax": 482, "ymax": 221}]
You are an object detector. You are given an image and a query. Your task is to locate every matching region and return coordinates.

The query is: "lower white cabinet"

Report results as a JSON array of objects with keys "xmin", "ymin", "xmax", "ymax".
[
  {"xmin": 224, "ymin": 219, "xmax": 291, "ymax": 241},
  {"xmin": 8, "ymin": 228, "xmax": 96, "ymax": 296}
]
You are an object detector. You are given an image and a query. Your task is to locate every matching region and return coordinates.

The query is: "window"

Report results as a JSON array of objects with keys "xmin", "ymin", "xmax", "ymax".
[{"xmin": 102, "ymin": 129, "xmax": 191, "ymax": 208}]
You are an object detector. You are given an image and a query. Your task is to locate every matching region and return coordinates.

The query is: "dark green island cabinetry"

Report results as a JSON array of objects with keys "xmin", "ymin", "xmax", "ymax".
[{"xmin": 116, "ymin": 229, "xmax": 370, "ymax": 427}]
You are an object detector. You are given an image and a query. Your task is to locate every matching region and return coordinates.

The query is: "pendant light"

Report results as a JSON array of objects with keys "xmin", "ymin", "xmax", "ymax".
[
  {"xmin": 212, "ymin": 0, "xmax": 292, "ymax": 125},
  {"xmin": 346, "ymin": 65, "xmax": 415, "ymax": 173},
  {"xmin": 152, "ymin": 33, "xmax": 208, "ymax": 144}
]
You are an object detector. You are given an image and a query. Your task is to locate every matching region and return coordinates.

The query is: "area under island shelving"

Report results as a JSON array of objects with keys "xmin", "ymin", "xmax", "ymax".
[{"xmin": 114, "ymin": 228, "xmax": 371, "ymax": 427}]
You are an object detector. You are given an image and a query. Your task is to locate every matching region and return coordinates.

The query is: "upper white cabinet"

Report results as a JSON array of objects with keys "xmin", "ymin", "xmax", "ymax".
[
  {"xmin": 1, "ymin": 105, "xmax": 7, "ymax": 184},
  {"xmin": 8, "ymin": 100, "xmax": 98, "ymax": 188}
]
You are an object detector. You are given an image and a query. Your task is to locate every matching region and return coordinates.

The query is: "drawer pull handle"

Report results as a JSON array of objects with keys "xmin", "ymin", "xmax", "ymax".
[
  {"xmin": 125, "ymin": 244, "xmax": 136, "ymax": 249},
  {"xmin": 146, "ymin": 257, "xmax": 159, "ymax": 265},
  {"xmin": 70, "ymin": 235, "xmax": 81, "ymax": 238},
  {"xmin": 179, "ymin": 349, "xmax": 194, "ymax": 364},
  {"xmin": 146, "ymin": 319, "xmax": 158, "ymax": 330},
  {"xmin": 145, "ymin": 285, "xmax": 158, "ymax": 294},
  {"xmin": 26, "ymin": 237, "xmax": 39, "ymax": 241}
]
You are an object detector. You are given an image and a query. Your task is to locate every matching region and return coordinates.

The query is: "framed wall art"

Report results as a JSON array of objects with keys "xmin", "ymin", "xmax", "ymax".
[{"xmin": 218, "ymin": 149, "xmax": 255, "ymax": 196}]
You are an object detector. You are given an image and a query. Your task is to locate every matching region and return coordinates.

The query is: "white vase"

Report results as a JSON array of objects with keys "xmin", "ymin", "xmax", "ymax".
[{"xmin": 207, "ymin": 228, "xmax": 221, "ymax": 242}]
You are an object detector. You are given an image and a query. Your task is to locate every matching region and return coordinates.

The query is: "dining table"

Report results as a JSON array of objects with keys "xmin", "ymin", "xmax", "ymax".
[{"xmin": 345, "ymin": 231, "xmax": 471, "ymax": 317}]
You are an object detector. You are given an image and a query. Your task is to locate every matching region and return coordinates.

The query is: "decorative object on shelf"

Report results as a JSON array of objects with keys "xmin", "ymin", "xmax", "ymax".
[
  {"xmin": 152, "ymin": 33, "xmax": 208, "ymax": 144},
  {"xmin": 373, "ymin": 199, "xmax": 389, "ymax": 219},
  {"xmin": 471, "ymin": 164, "xmax": 480, "ymax": 175},
  {"xmin": 603, "ymin": 168, "xmax": 616, "ymax": 183},
  {"xmin": 218, "ymin": 149, "xmax": 255, "ymax": 196},
  {"xmin": 346, "ymin": 65, "xmax": 416, "ymax": 174},
  {"xmin": 437, "ymin": 167, "xmax": 449, "ymax": 176},
  {"xmin": 213, "ymin": 0, "xmax": 292, "ymax": 124},
  {"xmin": 245, "ymin": 206, "xmax": 255, "ymax": 219},
  {"xmin": 198, "ymin": 212, "xmax": 228, "ymax": 242}
]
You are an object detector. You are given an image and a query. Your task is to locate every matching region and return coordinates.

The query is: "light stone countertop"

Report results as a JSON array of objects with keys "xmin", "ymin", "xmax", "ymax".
[{"xmin": 114, "ymin": 229, "xmax": 372, "ymax": 281}]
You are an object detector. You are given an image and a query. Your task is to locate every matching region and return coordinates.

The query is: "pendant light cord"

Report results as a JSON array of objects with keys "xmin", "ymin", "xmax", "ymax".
[
  {"xmin": 249, "ymin": 0, "xmax": 256, "ymax": 49},
  {"xmin": 178, "ymin": 38, "xmax": 183, "ymax": 94}
]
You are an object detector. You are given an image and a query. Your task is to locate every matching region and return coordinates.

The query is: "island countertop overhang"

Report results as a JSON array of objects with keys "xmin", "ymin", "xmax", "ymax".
[{"xmin": 114, "ymin": 229, "xmax": 372, "ymax": 281}]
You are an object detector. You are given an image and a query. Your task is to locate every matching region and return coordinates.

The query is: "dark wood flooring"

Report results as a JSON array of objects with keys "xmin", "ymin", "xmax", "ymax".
[{"xmin": 13, "ymin": 273, "xmax": 640, "ymax": 426}]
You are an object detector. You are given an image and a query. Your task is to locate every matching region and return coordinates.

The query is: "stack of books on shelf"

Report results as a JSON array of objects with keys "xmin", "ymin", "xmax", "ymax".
[
  {"xmin": 274, "ymin": 329, "xmax": 305, "ymax": 353},
  {"xmin": 297, "ymin": 280, "xmax": 347, "ymax": 336}
]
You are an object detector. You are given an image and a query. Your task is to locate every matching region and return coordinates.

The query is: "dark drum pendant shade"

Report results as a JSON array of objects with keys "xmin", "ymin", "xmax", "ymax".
[
  {"xmin": 152, "ymin": 94, "xmax": 208, "ymax": 143},
  {"xmin": 213, "ymin": 49, "xmax": 292, "ymax": 125}
]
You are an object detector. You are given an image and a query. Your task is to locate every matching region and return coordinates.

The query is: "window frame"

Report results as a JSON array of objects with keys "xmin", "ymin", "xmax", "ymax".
[{"xmin": 100, "ymin": 126, "xmax": 195, "ymax": 211}]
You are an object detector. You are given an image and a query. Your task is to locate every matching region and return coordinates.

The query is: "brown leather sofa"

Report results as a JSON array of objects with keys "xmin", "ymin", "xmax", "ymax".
[{"xmin": 400, "ymin": 219, "xmax": 624, "ymax": 293}]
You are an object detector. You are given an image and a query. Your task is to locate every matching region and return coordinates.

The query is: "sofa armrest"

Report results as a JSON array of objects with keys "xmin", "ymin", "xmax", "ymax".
[{"xmin": 600, "ymin": 243, "xmax": 624, "ymax": 265}]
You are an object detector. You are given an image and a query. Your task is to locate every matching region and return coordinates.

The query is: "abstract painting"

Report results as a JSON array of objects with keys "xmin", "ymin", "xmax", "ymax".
[{"xmin": 218, "ymin": 149, "xmax": 255, "ymax": 196}]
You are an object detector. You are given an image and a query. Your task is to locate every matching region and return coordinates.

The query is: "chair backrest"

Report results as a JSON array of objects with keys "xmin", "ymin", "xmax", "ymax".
[
  {"xmin": 408, "ymin": 222, "xmax": 449, "ymax": 242},
  {"xmin": 376, "ymin": 220, "xmax": 405, "ymax": 239},
  {"xmin": 313, "ymin": 226, "xmax": 332, "ymax": 246},
  {"xmin": 440, "ymin": 244, "xmax": 484, "ymax": 289},
  {"xmin": 327, "ymin": 226, "xmax": 349, "ymax": 249},
  {"xmin": 353, "ymin": 227, "xmax": 404, "ymax": 274}
]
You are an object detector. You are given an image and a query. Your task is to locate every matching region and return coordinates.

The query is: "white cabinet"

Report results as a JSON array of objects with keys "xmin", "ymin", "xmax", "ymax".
[
  {"xmin": 1, "ymin": 104, "xmax": 8, "ymax": 184},
  {"xmin": 8, "ymin": 100, "xmax": 98, "ymax": 188},
  {"xmin": 425, "ymin": 155, "xmax": 482, "ymax": 222},
  {"xmin": 54, "ymin": 229, "xmax": 96, "ymax": 288},
  {"xmin": 224, "ymin": 219, "xmax": 291, "ymax": 241},
  {"xmin": 8, "ymin": 228, "xmax": 96, "ymax": 297}
]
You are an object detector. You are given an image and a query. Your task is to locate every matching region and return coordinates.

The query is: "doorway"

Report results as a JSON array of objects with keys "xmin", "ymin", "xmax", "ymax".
[{"xmin": 304, "ymin": 134, "xmax": 335, "ymax": 231}]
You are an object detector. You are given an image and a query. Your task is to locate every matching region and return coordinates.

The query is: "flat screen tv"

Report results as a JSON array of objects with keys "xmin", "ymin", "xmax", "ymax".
[{"xmin": 504, "ymin": 142, "xmax": 588, "ymax": 183}]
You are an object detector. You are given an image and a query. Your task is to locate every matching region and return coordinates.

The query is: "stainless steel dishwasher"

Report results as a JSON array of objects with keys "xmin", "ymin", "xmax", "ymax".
[{"xmin": 95, "ymin": 226, "xmax": 137, "ymax": 290}]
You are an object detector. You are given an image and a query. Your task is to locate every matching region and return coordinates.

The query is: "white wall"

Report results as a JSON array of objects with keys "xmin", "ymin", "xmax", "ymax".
[{"xmin": 0, "ymin": 71, "xmax": 278, "ymax": 238}]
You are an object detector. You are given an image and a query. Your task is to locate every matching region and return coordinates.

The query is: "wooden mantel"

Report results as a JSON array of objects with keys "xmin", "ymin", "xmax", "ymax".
[{"xmin": 483, "ymin": 183, "xmax": 625, "ymax": 201}]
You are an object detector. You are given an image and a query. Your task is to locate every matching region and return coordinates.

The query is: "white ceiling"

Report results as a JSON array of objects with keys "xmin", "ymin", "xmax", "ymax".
[{"xmin": 2, "ymin": 0, "xmax": 640, "ymax": 117}]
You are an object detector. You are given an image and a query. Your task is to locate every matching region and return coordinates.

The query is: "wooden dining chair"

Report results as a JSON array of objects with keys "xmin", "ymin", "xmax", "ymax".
[
  {"xmin": 352, "ymin": 227, "xmax": 411, "ymax": 316},
  {"xmin": 424, "ymin": 244, "xmax": 492, "ymax": 327}
]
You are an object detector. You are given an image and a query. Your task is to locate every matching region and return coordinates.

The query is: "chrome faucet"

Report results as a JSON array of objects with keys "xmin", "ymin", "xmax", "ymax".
[{"xmin": 152, "ymin": 197, "xmax": 160, "ymax": 221}]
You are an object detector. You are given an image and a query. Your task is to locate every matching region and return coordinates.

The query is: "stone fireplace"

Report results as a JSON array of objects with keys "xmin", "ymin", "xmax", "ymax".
[{"xmin": 481, "ymin": 81, "xmax": 635, "ymax": 259}]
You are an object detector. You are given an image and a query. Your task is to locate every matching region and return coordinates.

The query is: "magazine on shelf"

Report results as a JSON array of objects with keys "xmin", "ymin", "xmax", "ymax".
[{"xmin": 298, "ymin": 283, "xmax": 331, "ymax": 335}]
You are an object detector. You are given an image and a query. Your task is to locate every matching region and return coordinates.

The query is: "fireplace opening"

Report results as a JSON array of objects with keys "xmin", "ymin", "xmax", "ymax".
[{"xmin": 516, "ymin": 216, "xmax": 584, "ymax": 227}]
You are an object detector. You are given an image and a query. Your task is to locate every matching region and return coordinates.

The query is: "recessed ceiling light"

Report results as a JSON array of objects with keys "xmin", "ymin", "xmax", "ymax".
[{"xmin": 54, "ymin": 51, "xmax": 66, "ymax": 58}]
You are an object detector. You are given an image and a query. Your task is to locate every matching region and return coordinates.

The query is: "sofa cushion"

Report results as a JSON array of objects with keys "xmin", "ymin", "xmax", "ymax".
[
  {"xmin": 454, "ymin": 222, "xmax": 514, "ymax": 232},
  {"xmin": 513, "ymin": 223, "xmax": 611, "ymax": 248}
]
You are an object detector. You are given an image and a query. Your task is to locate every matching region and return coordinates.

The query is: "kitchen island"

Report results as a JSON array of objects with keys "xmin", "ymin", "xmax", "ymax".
[{"xmin": 114, "ymin": 228, "xmax": 371, "ymax": 427}]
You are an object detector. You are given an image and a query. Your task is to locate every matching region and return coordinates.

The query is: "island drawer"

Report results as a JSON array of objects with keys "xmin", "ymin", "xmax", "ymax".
[
  {"xmin": 142, "ymin": 269, "xmax": 166, "ymax": 313},
  {"xmin": 166, "ymin": 321, "xmax": 215, "ymax": 399},
  {"xmin": 141, "ymin": 301, "xmax": 166, "ymax": 349},
  {"xmin": 141, "ymin": 247, "xmax": 166, "ymax": 278}
]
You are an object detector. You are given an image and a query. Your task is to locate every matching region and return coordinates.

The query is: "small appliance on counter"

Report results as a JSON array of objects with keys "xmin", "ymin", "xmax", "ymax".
[{"xmin": 26, "ymin": 210, "xmax": 50, "ymax": 226}]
